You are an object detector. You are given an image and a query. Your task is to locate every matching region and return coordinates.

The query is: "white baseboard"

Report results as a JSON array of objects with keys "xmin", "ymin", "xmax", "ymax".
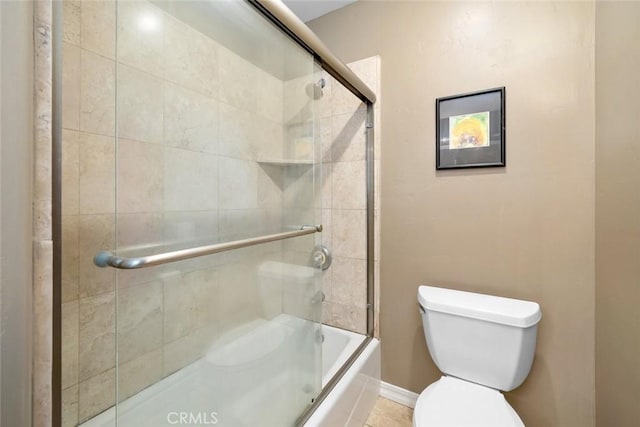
[{"xmin": 379, "ymin": 381, "xmax": 419, "ymax": 409}]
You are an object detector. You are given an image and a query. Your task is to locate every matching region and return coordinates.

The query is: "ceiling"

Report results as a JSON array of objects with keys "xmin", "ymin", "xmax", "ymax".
[{"xmin": 282, "ymin": 0, "xmax": 357, "ymax": 22}]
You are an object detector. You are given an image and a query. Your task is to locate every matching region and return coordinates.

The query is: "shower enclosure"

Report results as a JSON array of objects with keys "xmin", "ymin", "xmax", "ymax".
[{"xmin": 56, "ymin": 0, "xmax": 377, "ymax": 425}]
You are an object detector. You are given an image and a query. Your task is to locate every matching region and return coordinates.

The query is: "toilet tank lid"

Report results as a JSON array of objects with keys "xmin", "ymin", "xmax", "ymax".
[{"xmin": 418, "ymin": 286, "xmax": 541, "ymax": 328}]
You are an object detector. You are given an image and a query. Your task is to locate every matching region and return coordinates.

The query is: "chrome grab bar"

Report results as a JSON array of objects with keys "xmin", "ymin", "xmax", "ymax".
[{"xmin": 94, "ymin": 224, "xmax": 323, "ymax": 270}]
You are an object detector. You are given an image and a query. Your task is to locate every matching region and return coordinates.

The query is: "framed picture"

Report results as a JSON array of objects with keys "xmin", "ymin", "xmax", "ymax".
[{"xmin": 436, "ymin": 87, "xmax": 505, "ymax": 170}]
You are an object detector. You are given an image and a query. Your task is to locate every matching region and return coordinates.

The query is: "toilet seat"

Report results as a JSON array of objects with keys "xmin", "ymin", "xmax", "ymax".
[{"xmin": 413, "ymin": 376, "xmax": 524, "ymax": 427}]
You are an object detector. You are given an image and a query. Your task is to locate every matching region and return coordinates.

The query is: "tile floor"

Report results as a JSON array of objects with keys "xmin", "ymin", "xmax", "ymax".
[{"xmin": 365, "ymin": 397, "xmax": 414, "ymax": 427}]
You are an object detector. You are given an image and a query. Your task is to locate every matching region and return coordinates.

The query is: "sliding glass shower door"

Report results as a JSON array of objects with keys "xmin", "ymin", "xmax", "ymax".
[{"xmin": 61, "ymin": 1, "xmax": 323, "ymax": 425}]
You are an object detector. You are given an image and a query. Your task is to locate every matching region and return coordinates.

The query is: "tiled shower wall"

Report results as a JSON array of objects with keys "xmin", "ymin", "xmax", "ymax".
[{"xmin": 60, "ymin": 1, "xmax": 294, "ymax": 424}]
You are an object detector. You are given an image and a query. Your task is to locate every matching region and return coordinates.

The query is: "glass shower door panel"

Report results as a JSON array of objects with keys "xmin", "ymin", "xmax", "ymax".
[{"xmin": 111, "ymin": 1, "xmax": 322, "ymax": 426}]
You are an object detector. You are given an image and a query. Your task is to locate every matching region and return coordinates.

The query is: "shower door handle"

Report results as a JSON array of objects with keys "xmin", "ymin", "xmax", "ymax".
[{"xmin": 94, "ymin": 225, "xmax": 323, "ymax": 270}]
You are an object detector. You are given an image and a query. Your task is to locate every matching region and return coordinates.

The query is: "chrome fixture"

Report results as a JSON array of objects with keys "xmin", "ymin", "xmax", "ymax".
[
  {"xmin": 94, "ymin": 225, "xmax": 323, "ymax": 270},
  {"xmin": 311, "ymin": 244, "xmax": 332, "ymax": 271}
]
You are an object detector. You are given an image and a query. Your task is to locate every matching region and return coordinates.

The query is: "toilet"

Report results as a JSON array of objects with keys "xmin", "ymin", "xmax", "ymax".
[{"xmin": 414, "ymin": 286, "xmax": 542, "ymax": 426}]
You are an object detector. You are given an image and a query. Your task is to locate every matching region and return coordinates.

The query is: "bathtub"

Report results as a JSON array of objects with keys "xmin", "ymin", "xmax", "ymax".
[
  {"xmin": 306, "ymin": 325, "xmax": 380, "ymax": 427},
  {"xmin": 81, "ymin": 314, "xmax": 380, "ymax": 426}
]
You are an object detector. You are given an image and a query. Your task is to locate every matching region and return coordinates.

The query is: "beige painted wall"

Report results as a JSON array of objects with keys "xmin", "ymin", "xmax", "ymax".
[
  {"xmin": 0, "ymin": 1, "xmax": 34, "ymax": 425},
  {"xmin": 595, "ymin": 2, "xmax": 640, "ymax": 426},
  {"xmin": 310, "ymin": 2, "xmax": 596, "ymax": 426}
]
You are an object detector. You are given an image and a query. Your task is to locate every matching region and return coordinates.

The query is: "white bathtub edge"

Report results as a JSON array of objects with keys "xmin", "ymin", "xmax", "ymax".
[
  {"xmin": 380, "ymin": 381, "xmax": 419, "ymax": 409},
  {"xmin": 304, "ymin": 338, "xmax": 381, "ymax": 427}
]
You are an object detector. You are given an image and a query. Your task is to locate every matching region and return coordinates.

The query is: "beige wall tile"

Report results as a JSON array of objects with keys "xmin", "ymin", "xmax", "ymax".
[
  {"xmin": 283, "ymin": 207, "xmax": 315, "ymax": 232},
  {"xmin": 33, "ymin": 200, "xmax": 53, "ymax": 245},
  {"xmin": 117, "ymin": 0, "xmax": 164, "ymax": 77},
  {"xmin": 80, "ymin": 49, "xmax": 115, "ymax": 136},
  {"xmin": 332, "ymin": 209, "xmax": 367, "ymax": 259},
  {"xmin": 163, "ymin": 271, "xmax": 196, "ymax": 343},
  {"xmin": 257, "ymin": 164, "xmax": 284, "ymax": 211},
  {"xmin": 332, "ymin": 257, "xmax": 367, "ymax": 308},
  {"xmin": 78, "ymin": 368, "xmax": 115, "ymax": 423},
  {"xmin": 117, "ymin": 138, "xmax": 163, "ymax": 213},
  {"xmin": 164, "ymin": 211, "xmax": 218, "ymax": 245},
  {"xmin": 164, "ymin": 148, "xmax": 218, "ymax": 211},
  {"xmin": 322, "ymin": 301, "xmax": 332, "ymax": 325},
  {"xmin": 219, "ymin": 46, "xmax": 258, "ymax": 113},
  {"xmin": 258, "ymin": 207, "xmax": 284, "ymax": 235},
  {"xmin": 331, "ymin": 109, "xmax": 366, "ymax": 162},
  {"xmin": 319, "ymin": 74, "xmax": 333, "ymax": 119},
  {"xmin": 256, "ymin": 70, "xmax": 283, "ymax": 123},
  {"xmin": 218, "ymin": 103, "xmax": 256, "ymax": 160},
  {"xmin": 217, "ymin": 209, "xmax": 259, "ymax": 242},
  {"xmin": 331, "ymin": 78, "xmax": 365, "ymax": 116},
  {"xmin": 164, "ymin": 267, "xmax": 218, "ymax": 342},
  {"xmin": 62, "ymin": 385, "xmax": 79, "ymax": 427},
  {"xmin": 117, "ymin": 64, "xmax": 163, "ymax": 144},
  {"xmin": 217, "ymin": 259, "xmax": 261, "ymax": 326},
  {"xmin": 317, "ymin": 162, "xmax": 332, "ymax": 209},
  {"xmin": 118, "ymin": 348, "xmax": 163, "ymax": 401},
  {"xmin": 80, "ymin": 0, "xmax": 115, "ymax": 59},
  {"xmin": 319, "ymin": 116, "xmax": 332, "ymax": 163},
  {"xmin": 219, "ymin": 157, "xmax": 258, "ymax": 210},
  {"xmin": 163, "ymin": 326, "xmax": 216, "ymax": 376},
  {"xmin": 349, "ymin": 56, "xmax": 380, "ymax": 99},
  {"xmin": 332, "ymin": 160, "xmax": 366, "ymax": 210},
  {"xmin": 61, "ymin": 300, "xmax": 79, "ymax": 390},
  {"xmin": 78, "ymin": 214, "xmax": 115, "ymax": 298},
  {"xmin": 62, "ymin": 215, "xmax": 79, "ymax": 302},
  {"xmin": 79, "ymin": 132, "xmax": 115, "ymax": 214},
  {"xmin": 253, "ymin": 116, "xmax": 284, "ymax": 161},
  {"xmin": 118, "ymin": 280, "xmax": 163, "ymax": 364},
  {"xmin": 63, "ymin": 0, "xmax": 80, "ymax": 45},
  {"xmin": 164, "ymin": 81, "xmax": 219, "ymax": 154},
  {"xmin": 164, "ymin": 14, "xmax": 219, "ymax": 97},
  {"xmin": 321, "ymin": 208, "xmax": 333, "ymax": 250},
  {"xmin": 62, "ymin": 43, "xmax": 80, "ymax": 130},
  {"xmin": 163, "ymin": 211, "xmax": 221, "ymax": 273},
  {"xmin": 321, "ymin": 260, "xmax": 333, "ymax": 303},
  {"xmin": 34, "ymin": 3, "xmax": 54, "ymax": 221},
  {"xmin": 332, "ymin": 301, "xmax": 366, "ymax": 334},
  {"xmin": 33, "ymin": 239, "xmax": 54, "ymax": 427},
  {"xmin": 283, "ymin": 74, "xmax": 314, "ymax": 125},
  {"xmin": 62, "ymin": 129, "xmax": 80, "ymax": 214},
  {"xmin": 285, "ymin": 121, "xmax": 314, "ymax": 161},
  {"xmin": 283, "ymin": 279, "xmax": 319, "ymax": 322},
  {"xmin": 33, "ymin": 360, "xmax": 53, "ymax": 427},
  {"xmin": 78, "ymin": 292, "xmax": 115, "ymax": 381},
  {"xmin": 283, "ymin": 166, "xmax": 314, "ymax": 210}
]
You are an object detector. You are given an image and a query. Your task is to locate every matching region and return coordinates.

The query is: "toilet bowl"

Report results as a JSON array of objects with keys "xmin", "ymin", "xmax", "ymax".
[{"xmin": 414, "ymin": 286, "xmax": 541, "ymax": 426}]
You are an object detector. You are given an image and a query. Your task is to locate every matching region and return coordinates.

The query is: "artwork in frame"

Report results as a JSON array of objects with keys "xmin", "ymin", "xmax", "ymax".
[{"xmin": 436, "ymin": 87, "xmax": 505, "ymax": 170}]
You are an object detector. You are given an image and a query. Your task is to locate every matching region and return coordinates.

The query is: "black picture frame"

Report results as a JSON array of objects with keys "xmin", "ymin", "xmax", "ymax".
[{"xmin": 436, "ymin": 87, "xmax": 505, "ymax": 170}]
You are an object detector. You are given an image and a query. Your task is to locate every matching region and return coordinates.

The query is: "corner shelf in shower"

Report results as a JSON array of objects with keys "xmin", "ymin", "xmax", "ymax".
[{"xmin": 257, "ymin": 159, "xmax": 314, "ymax": 166}]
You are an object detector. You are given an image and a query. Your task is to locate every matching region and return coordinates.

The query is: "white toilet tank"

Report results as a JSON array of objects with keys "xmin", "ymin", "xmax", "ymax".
[{"xmin": 418, "ymin": 286, "xmax": 541, "ymax": 392}]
